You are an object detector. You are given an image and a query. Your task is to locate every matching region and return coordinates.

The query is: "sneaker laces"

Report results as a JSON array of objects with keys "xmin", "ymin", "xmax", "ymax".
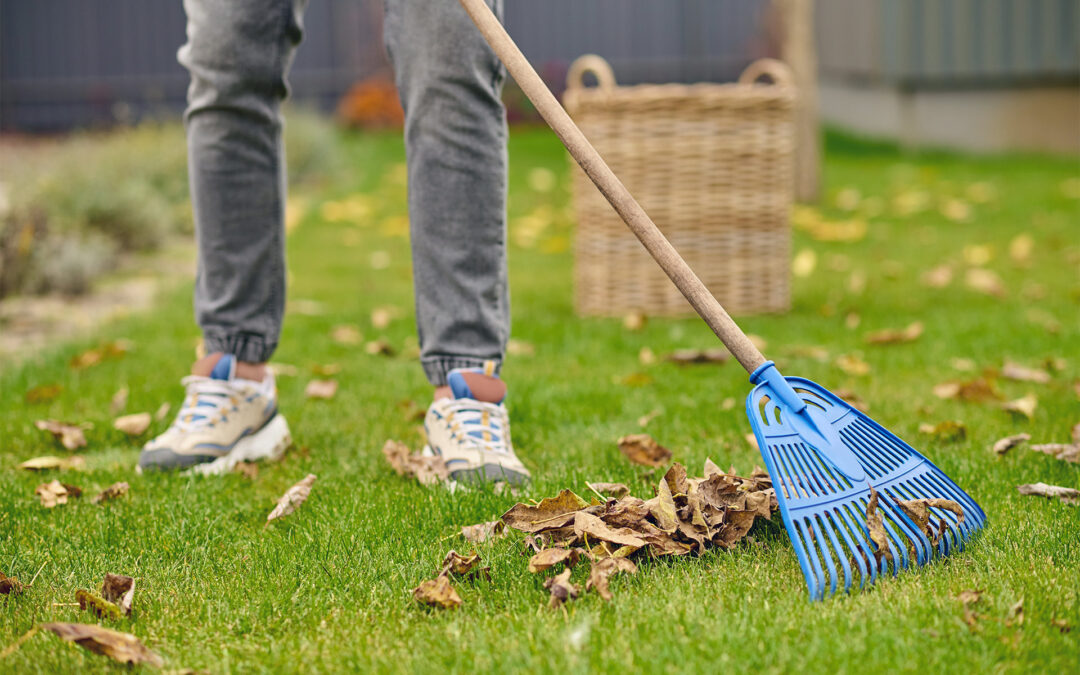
[
  {"xmin": 439, "ymin": 398, "xmax": 510, "ymax": 456},
  {"xmin": 171, "ymin": 376, "xmax": 244, "ymax": 433}
]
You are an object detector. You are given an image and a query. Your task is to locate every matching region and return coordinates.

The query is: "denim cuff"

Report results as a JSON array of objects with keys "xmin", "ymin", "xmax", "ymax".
[
  {"xmin": 203, "ymin": 332, "xmax": 277, "ymax": 364},
  {"xmin": 421, "ymin": 356, "xmax": 502, "ymax": 387}
]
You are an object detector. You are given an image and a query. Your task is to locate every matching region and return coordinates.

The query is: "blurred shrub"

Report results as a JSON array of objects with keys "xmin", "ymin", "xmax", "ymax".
[
  {"xmin": 336, "ymin": 76, "xmax": 404, "ymax": 129},
  {"xmin": 0, "ymin": 107, "xmax": 343, "ymax": 299}
]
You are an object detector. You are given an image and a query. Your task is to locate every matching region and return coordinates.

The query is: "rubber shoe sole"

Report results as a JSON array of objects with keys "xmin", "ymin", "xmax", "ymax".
[{"xmin": 422, "ymin": 443, "xmax": 530, "ymax": 486}]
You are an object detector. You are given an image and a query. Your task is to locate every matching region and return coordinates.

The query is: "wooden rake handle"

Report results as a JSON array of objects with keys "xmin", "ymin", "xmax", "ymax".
[{"xmin": 459, "ymin": 0, "xmax": 768, "ymax": 374}]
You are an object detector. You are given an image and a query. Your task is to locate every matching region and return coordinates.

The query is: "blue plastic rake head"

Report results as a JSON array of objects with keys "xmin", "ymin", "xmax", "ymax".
[{"xmin": 746, "ymin": 361, "xmax": 986, "ymax": 601}]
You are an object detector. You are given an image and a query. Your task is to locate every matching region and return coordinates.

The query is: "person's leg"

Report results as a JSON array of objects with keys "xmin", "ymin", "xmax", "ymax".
[
  {"xmin": 383, "ymin": 0, "xmax": 510, "ymax": 393},
  {"xmin": 138, "ymin": 0, "xmax": 306, "ymax": 473},
  {"xmin": 384, "ymin": 0, "xmax": 527, "ymax": 484},
  {"xmin": 182, "ymin": 0, "xmax": 308, "ymax": 372}
]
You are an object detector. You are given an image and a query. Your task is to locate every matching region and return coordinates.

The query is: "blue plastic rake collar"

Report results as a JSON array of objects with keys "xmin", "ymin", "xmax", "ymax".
[{"xmin": 746, "ymin": 362, "xmax": 986, "ymax": 601}]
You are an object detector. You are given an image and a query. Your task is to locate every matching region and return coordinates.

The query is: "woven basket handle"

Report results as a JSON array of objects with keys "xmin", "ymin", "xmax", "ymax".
[
  {"xmin": 737, "ymin": 58, "xmax": 795, "ymax": 87},
  {"xmin": 458, "ymin": 0, "xmax": 768, "ymax": 373},
  {"xmin": 566, "ymin": 54, "xmax": 617, "ymax": 91}
]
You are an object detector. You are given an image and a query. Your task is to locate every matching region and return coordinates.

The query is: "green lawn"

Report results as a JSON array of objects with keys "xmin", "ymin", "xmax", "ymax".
[{"xmin": 2, "ymin": 127, "xmax": 1078, "ymax": 673}]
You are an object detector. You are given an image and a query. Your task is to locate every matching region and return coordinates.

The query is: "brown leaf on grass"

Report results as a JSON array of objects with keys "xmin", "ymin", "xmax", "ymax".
[
  {"xmin": 266, "ymin": 474, "xmax": 317, "ymax": 523},
  {"xmin": 1007, "ymin": 598, "xmax": 1024, "ymax": 627},
  {"xmin": 543, "ymin": 568, "xmax": 580, "ymax": 609},
  {"xmin": 113, "ymin": 413, "xmax": 151, "ymax": 436},
  {"xmin": 835, "ymin": 354, "xmax": 871, "ymax": 376},
  {"xmin": 25, "ymin": 384, "xmax": 63, "ymax": 404},
  {"xmin": 1030, "ymin": 443, "xmax": 1080, "ymax": 464},
  {"xmin": 91, "ymin": 482, "xmax": 129, "ymax": 505},
  {"xmin": 587, "ymin": 482, "xmax": 630, "ymax": 499},
  {"xmin": 35, "ymin": 480, "xmax": 81, "ymax": 508},
  {"xmin": 955, "ymin": 589, "xmax": 983, "ymax": 605},
  {"xmin": 331, "ymin": 324, "xmax": 363, "ymax": 345},
  {"xmin": 76, "ymin": 589, "xmax": 123, "ymax": 621},
  {"xmin": 617, "ymin": 434, "xmax": 671, "ymax": 467},
  {"xmin": 636, "ymin": 409, "xmax": 661, "ymax": 427},
  {"xmin": 1051, "ymin": 618, "xmax": 1071, "ymax": 633},
  {"xmin": 573, "ymin": 512, "xmax": 646, "ymax": 548},
  {"xmin": 412, "ymin": 574, "xmax": 462, "ymax": 609},
  {"xmin": 311, "ymin": 363, "xmax": 342, "ymax": 377},
  {"xmin": 1017, "ymin": 483, "xmax": 1079, "ymax": 504},
  {"xmin": 1002, "ymin": 393, "xmax": 1038, "ymax": 420},
  {"xmin": 744, "ymin": 433, "xmax": 759, "ymax": 450},
  {"xmin": 616, "ymin": 372, "xmax": 653, "ymax": 387},
  {"xmin": 502, "ymin": 489, "xmax": 588, "ymax": 533},
  {"xmin": 918, "ymin": 420, "xmax": 967, "ymax": 442},
  {"xmin": 109, "ymin": 387, "xmax": 128, "ymax": 416},
  {"xmin": 992, "ymin": 433, "xmax": 1030, "ymax": 455},
  {"xmin": 1001, "ymin": 361, "xmax": 1051, "ymax": 384},
  {"xmin": 832, "ymin": 388, "xmax": 869, "ymax": 412},
  {"xmin": 234, "ymin": 462, "xmax": 259, "ymax": 479},
  {"xmin": 527, "ymin": 547, "xmax": 583, "ymax": 573},
  {"xmin": 365, "ymin": 339, "xmax": 395, "ymax": 356},
  {"xmin": 397, "ymin": 399, "xmax": 428, "ymax": 423},
  {"xmin": 42, "ymin": 623, "xmax": 162, "ymax": 667},
  {"xmin": 644, "ymin": 478, "xmax": 679, "ymax": 533},
  {"xmin": 965, "ymin": 268, "xmax": 1006, "ymax": 297},
  {"xmin": 18, "ymin": 455, "xmax": 86, "ymax": 471},
  {"xmin": 864, "ymin": 321, "xmax": 924, "ymax": 345},
  {"xmin": 35, "ymin": 420, "xmax": 88, "ymax": 450},
  {"xmin": 506, "ymin": 339, "xmax": 535, "ymax": 357},
  {"xmin": 69, "ymin": 340, "xmax": 133, "ymax": 370},
  {"xmin": 922, "ymin": 265, "xmax": 953, "ymax": 288},
  {"xmin": 382, "ymin": 440, "xmax": 449, "ymax": 487},
  {"xmin": 0, "ymin": 572, "xmax": 24, "ymax": 596},
  {"xmin": 101, "ymin": 574, "xmax": 135, "ymax": 615},
  {"xmin": 304, "ymin": 379, "xmax": 338, "ymax": 400},
  {"xmin": 623, "ymin": 311, "xmax": 646, "ymax": 331},
  {"xmin": 460, "ymin": 520, "xmax": 506, "ymax": 544},
  {"xmin": 154, "ymin": 402, "xmax": 171, "ymax": 421},
  {"xmin": 638, "ymin": 347, "xmax": 657, "ymax": 365},
  {"xmin": 370, "ymin": 306, "xmax": 399, "ymax": 330},
  {"xmin": 586, "ymin": 557, "xmax": 637, "ymax": 601},
  {"xmin": 664, "ymin": 349, "xmax": 730, "ymax": 365},
  {"xmin": 865, "ymin": 488, "xmax": 891, "ymax": 566},
  {"xmin": 933, "ymin": 378, "xmax": 1002, "ymax": 402},
  {"xmin": 439, "ymin": 550, "xmax": 489, "ymax": 580},
  {"xmin": 408, "ymin": 570, "xmax": 460, "ymax": 609}
]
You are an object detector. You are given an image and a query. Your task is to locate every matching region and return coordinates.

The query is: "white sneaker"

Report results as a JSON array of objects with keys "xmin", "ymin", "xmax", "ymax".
[
  {"xmin": 424, "ymin": 363, "xmax": 530, "ymax": 485},
  {"xmin": 137, "ymin": 354, "xmax": 291, "ymax": 475}
]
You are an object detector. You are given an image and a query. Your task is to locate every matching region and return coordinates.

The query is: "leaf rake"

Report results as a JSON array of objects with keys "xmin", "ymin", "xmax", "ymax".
[{"xmin": 460, "ymin": 0, "xmax": 986, "ymax": 600}]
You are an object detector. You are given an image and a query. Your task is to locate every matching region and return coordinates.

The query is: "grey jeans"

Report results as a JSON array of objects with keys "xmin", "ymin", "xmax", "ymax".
[{"xmin": 180, "ymin": 0, "xmax": 509, "ymax": 386}]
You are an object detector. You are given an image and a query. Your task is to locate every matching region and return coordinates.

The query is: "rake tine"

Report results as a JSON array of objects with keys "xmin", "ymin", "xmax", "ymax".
[
  {"xmin": 835, "ymin": 505, "xmax": 871, "ymax": 589},
  {"xmin": 795, "ymin": 518, "xmax": 825, "ymax": 600},
  {"xmin": 820, "ymin": 512, "xmax": 853, "ymax": 594},
  {"xmin": 809, "ymin": 515, "xmax": 839, "ymax": 597}
]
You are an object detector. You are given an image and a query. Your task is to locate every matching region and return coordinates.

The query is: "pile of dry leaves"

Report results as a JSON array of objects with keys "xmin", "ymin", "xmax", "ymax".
[{"xmin": 411, "ymin": 458, "xmax": 778, "ymax": 609}]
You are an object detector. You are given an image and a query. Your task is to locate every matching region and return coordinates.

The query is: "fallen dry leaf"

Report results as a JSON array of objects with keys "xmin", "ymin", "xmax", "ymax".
[
  {"xmin": 892, "ymin": 496, "xmax": 964, "ymax": 546},
  {"xmin": 109, "ymin": 387, "xmax": 128, "ymax": 416},
  {"xmin": 918, "ymin": 420, "xmax": 967, "ymax": 442},
  {"xmin": 950, "ymin": 357, "xmax": 977, "ymax": 372},
  {"xmin": 835, "ymin": 354, "xmax": 871, "ymax": 376},
  {"xmin": 586, "ymin": 557, "xmax": 637, "ymax": 601},
  {"xmin": 574, "ymin": 512, "xmax": 646, "ymax": 548},
  {"xmin": 616, "ymin": 372, "xmax": 653, "ymax": 387},
  {"xmin": 502, "ymin": 489, "xmax": 588, "ymax": 533},
  {"xmin": 330, "ymin": 324, "xmax": 363, "ymax": 345},
  {"xmin": 154, "ymin": 402, "xmax": 172, "ymax": 421},
  {"xmin": 1007, "ymin": 598, "xmax": 1024, "ymax": 626},
  {"xmin": 304, "ymin": 379, "xmax": 338, "ymax": 400},
  {"xmin": 266, "ymin": 474, "xmax": 317, "ymax": 523},
  {"xmin": 664, "ymin": 349, "xmax": 729, "ymax": 365},
  {"xmin": 1051, "ymin": 618, "xmax": 1071, "ymax": 633},
  {"xmin": 35, "ymin": 480, "xmax": 80, "ymax": 508},
  {"xmin": 365, "ymin": 339, "xmax": 395, "ymax": 356},
  {"xmin": 41, "ymin": 623, "xmax": 162, "ymax": 667},
  {"xmin": 956, "ymin": 589, "xmax": 983, "ymax": 605},
  {"xmin": 965, "ymin": 268, "xmax": 1005, "ymax": 297},
  {"xmin": 922, "ymin": 265, "xmax": 953, "ymax": 288},
  {"xmin": 617, "ymin": 434, "xmax": 671, "ymax": 467},
  {"xmin": 636, "ymin": 409, "xmax": 661, "ymax": 427},
  {"xmin": 1017, "ymin": 482, "xmax": 1079, "ymax": 504},
  {"xmin": 992, "ymin": 433, "xmax": 1030, "ymax": 456},
  {"xmin": 0, "ymin": 572, "xmax": 24, "ymax": 596},
  {"xmin": 35, "ymin": 420, "xmax": 88, "ymax": 450},
  {"xmin": 527, "ymin": 547, "xmax": 583, "ymax": 573},
  {"xmin": 412, "ymin": 574, "xmax": 461, "ymax": 609},
  {"xmin": 460, "ymin": 520, "xmax": 506, "ymax": 544},
  {"xmin": 25, "ymin": 384, "xmax": 63, "ymax": 404},
  {"xmin": 1001, "ymin": 361, "xmax": 1051, "ymax": 384},
  {"xmin": 234, "ymin": 462, "xmax": 260, "ymax": 479},
  {"xmin": 506, "ymin": 339, "xmax": 535, "ymax": 357},
  {"xmin": 865, "ymin": 488, "xmax": 892, "ymax": 566},
  {"xmin": 68, "ymin": 340, "xmax": 133, "ymax": 370},
  {"xmin": 623, "ymin": 311, "xmax": 646, "ymax": 331},
  {"xmin": 932, "ymin": 378, "xmax": 1001, "ymax": 402},
  {"xmin": 311, "ymin": 363, "xmax": 341, "ymax": 377},
  {"xmin": 113, "ymin": 413, "xmax": 151, "ymax": 436},
  {"xmin": 18, "ymin": 456, "xmax": 85, "ymax": 472},
  {"xmin": 543, "ymin": 568, "xmax": 580, "ymax": 609},
  {"xmin": 439, "ymin": 550, "xmax": 488, "ymax": 580},
  {"xmin": 587, "ymin": 482, "xmax": 630, "ymax": 499},
  {"xmin": 792, "ymin": 248, "xmax": 817, "ymax": 278},
  {"xmin": 638, "ymin": 346, "xmax": 657, "ymax": 366},
  {"xmin": 832, "ymin": 388, "xmax": 870, "ymax": 412},
  {"xmin": 91, "ymin": 482, "xmax": 129, "ymax": 505},
  {"xmin": 865, "ymin": 322, "xmax": 924, "ymax": 345},
  {"xmin": 101, "ymin": 574, "xmax": 135, "ymax": 615},
  {"xmin": 370, "ymin": 306, "xmax": 399, "ymax": 330},
  {"xmin": 1002, "ymin": 393, "xmax": 1038, "ymax": 420},
  {"xmin": 382, "ymin": 440, "xmax": 449, "ymax": 487},
  {"xmin": 1030, "ymin": 443, "xmax": 1079, "ymax": 464}
]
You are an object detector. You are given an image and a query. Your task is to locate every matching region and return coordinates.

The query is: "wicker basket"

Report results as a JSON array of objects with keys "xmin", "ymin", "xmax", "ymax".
[{"xmin": 564, "ymin": 55, "xmax": 797, "ymax": 317}]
